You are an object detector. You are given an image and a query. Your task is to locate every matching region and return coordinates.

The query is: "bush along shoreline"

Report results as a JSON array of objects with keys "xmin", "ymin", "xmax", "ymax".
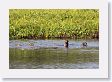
[{"xmin": 9, "ymin": 9, "xmax": 99, "ymax": 40}]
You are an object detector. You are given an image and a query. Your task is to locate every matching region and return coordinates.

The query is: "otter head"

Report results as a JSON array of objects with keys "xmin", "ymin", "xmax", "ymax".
[{"xmin": 64, "ymin": 40, "xmax": 69, "ymax": 48}]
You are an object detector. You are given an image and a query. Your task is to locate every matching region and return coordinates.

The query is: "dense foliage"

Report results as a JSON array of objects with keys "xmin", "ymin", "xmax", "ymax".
[{"xmin": 9, "ymin": 9, "xmax": 99, "ymax": 39}]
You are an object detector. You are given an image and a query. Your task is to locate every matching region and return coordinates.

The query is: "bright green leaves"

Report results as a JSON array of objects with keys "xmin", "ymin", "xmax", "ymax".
[{"xmin": 9, "ymin": 9, "xmax": 99, "ymax": 39}]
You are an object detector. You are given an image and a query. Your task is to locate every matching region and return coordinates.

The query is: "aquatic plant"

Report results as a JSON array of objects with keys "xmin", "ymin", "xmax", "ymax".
[{"xmin": 9, "ymin": 9, "xmax": 99, "ymax": 39}]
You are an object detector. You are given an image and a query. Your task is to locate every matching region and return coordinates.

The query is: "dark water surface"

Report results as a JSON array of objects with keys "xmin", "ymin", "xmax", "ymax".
[{"xmin": 9, "ymin": 40, "xmax": 99, "ymax": 69}]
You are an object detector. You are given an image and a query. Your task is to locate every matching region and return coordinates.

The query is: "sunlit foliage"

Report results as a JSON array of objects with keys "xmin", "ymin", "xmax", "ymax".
[{"xmin": 9, "ymin": 9, "xmax": 99, "ymax": 39}]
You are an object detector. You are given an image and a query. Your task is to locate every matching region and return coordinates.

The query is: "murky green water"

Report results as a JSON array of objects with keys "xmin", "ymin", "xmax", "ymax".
[{"xmin": 9, "ymin": 40, "xmax": 99, "ymax": 69}]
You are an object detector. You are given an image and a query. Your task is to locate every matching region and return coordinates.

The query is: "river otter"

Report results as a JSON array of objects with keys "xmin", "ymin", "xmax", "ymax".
[
  {"xmin": 82, "ymin": 42, "xmax": 87, "ymax": 48},
  {"xmin": 64, "ymin": 40, "xmax": 69, "ymax": 48}
]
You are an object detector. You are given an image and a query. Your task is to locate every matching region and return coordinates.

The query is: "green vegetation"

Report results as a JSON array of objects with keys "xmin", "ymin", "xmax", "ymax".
[{"xmin": 9, "ymin": 9, "xmax": 99, "ymax": 40}]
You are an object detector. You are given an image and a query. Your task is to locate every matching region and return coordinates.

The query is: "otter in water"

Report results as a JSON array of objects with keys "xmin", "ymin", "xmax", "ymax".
[
  {"xmin": 82, "ymin": 42, "xmax": 87, "ymax": 48},
  {"xmin": 64, "ymin": 40, "xmax": 69, "ymax": 48}
]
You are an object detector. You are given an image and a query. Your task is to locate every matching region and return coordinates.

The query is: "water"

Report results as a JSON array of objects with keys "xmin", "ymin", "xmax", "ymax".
[{"xmin": 9, "ymin": 39, "xmax": 99, "ymax": 69}]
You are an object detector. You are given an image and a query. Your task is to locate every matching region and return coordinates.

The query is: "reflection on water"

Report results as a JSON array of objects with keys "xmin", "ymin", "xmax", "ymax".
[
  {"xmin": 9, "ymin": 40, "xmax": 99, "ymax": 69},
  {"xmin": 9, "ymin": 40, "xmax": 99, "ymax": 49}
]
